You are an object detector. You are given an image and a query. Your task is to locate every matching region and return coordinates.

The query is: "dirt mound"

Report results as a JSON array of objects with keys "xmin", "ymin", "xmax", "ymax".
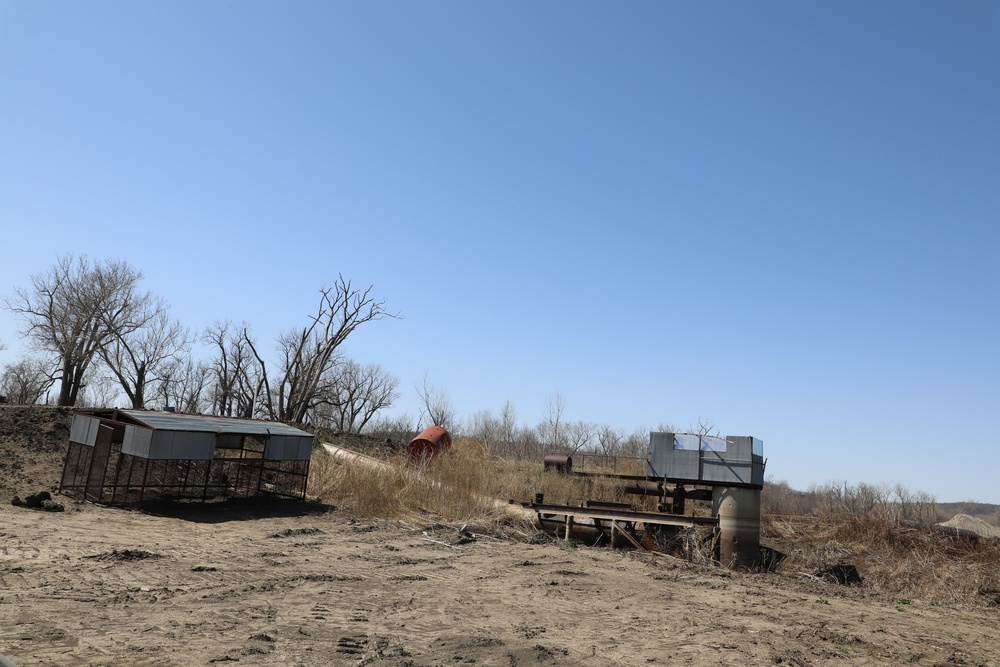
[
  {"xmin": 0, "ymin": 404, "xmax": 73, "ymax": 451},
  {"xmin": 0, "ymin": 404, "xmax": 74, "ymax": 499},
  {"xmin": 939, "ymin": 513, "xmax": 1000, "ymax": 539}
]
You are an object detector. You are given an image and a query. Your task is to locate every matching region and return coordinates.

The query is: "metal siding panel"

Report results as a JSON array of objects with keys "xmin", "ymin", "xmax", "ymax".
[
  {"xmin": 264, "ymin": 436, "xmax": 286, "ymax": 461},
  {"xmin": 701, "ymin": 448, "xmax": 725, "ymax": 463},
  {"xmin": 649, "ymin": 432, "xmax": 699, "ymax": 480},
  {"xmin": 149, "ymin": 431, "xmax": 174, "ymax": 459},
  {"xmin": 122, "ymin": 424, "xmax": 152, "ymax": 457},
  {"xmin": 724, "ymin": 436, "xmax": 753, "ymax": 460},
  {"xmin": 752, "ymin": 454, "xmax": 765, "ymax": 486},
  {"xmin": 190, "ymin": 433, "xmax": 216, "ymax": 460},
  {"xmin": 647, "ymin": 432, "xmax": 674, "ymax": 477},
  {"xmin": 173, "ymin": 435, "xmax": 193, "ymax": 460},
  {"xmin": 263, "ymin": 436, "xmax": 313, "ymax": 461},
  {"xmin": 70, "ymin": 415, "xmax": 100, "ymax": 447},
  {"xmin": 294, "ymin": 436, "xmax": 314, "ymax": 460},
  {"xmin": 702, "ymin": 459, "xmax": 751, "ymax": 484},
  {"xmin": 173, "ymin": 433, "xmax": 193, "ymax": 459},
  {"xmin": 667, "ymin": 450, "xmax": 701, "ymax": 480}
]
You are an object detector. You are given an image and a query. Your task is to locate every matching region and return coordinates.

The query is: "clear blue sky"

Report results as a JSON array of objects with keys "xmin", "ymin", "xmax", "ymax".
[{"xmin": 2, "ymin": 2, "xmax": 998, "ymax": 503}]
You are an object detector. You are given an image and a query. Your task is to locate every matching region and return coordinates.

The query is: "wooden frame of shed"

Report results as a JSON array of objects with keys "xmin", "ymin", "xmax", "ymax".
[{"xmin": 60, "ymin": 410, "xmax": 314, "ymax": 507}]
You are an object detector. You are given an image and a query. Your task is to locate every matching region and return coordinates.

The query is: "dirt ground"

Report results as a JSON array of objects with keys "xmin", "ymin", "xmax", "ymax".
[{"xmin": 2, "ymin": 407, "xmax": 1000, "ymax": 666}]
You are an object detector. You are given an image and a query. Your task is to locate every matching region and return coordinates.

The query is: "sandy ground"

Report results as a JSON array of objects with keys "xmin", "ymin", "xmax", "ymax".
[
  {"xmin": 3, "ymin": 499, "xmax": 1000, "ymax": 667},
  {"xmin": 2, "ymin": 406, "xmax": 1000, "ymax": 666}
]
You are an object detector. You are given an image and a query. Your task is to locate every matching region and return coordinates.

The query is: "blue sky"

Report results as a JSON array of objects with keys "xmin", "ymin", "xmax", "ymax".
[{"xmin": 1, "ymin": 2, "xmax": 998, "ymax": 503}]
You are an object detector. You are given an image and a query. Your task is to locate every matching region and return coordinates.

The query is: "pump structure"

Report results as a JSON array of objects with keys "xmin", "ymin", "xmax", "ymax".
[{"xmin": 521, "ymin": 432, "xmax": 766, "ymax": 568}]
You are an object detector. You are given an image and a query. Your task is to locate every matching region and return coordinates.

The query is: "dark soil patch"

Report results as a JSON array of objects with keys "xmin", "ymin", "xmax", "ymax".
[
  {"xmin": 268, "ymin": 527, "xmax": 325, "ymax": 539},
  {"xmin": 85, "ymin": 549, "xmax": 163, "ymax": 562}
]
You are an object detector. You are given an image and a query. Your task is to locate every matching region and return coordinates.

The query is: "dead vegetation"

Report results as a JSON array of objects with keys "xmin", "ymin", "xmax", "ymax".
[
  {"xmin": 6, "ymin": 405, "xmax": 1000, "ymax": 610},
  {"xmin": 308, "ymin": 437, "xmax": 648, "ymax": 526},
  {"xmin": 763, "ymin": 513, "xmax": 1000, "ymax": 607}
]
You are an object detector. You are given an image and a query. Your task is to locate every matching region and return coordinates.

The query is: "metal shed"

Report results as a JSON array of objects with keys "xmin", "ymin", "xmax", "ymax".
[{"xmin": 60, "ymin": 410, "xmax": 314, "ymax": 507}]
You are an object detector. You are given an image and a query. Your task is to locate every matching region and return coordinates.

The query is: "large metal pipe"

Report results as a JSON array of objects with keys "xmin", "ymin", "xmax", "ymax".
[{"xmin": 712, "ymin": 486, "xmax": 761, "ymax": 568}]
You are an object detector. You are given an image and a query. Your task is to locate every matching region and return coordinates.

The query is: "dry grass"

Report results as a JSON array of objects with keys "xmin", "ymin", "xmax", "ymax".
[
  {"xmin": 308, "ymin": 439, "xmax": 652, "ymax": 526},
  {"xmin": 309, "ymin": 438, "xmax": 527, "ymax": 525},
  {"xmin": 765, "ymin": 514, "xmax": 1000, "ymax": 606}
]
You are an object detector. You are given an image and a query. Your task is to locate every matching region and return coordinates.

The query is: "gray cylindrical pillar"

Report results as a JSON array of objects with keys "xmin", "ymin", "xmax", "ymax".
[{"xmin": 712, "ymin": 486, "xmax": 761, "ymax": 568}]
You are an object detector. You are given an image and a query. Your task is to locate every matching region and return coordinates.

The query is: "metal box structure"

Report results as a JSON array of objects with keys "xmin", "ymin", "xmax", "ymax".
[
  {"xmin": 61, "ymin": 410, "xmax": 314, "ymax": 506},
  {"xmin": 647, "ymin": 433, "xmax": 765, "ymax": 487}
]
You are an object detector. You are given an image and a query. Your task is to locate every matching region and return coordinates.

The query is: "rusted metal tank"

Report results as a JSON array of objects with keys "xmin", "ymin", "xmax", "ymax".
[
  {"xmin": 407, "ymin": 426, "xmax": 452, "ymax": 462},
  {"xmin": 543, "ymin": 454, "xmax": 572, "ymax": 474}
]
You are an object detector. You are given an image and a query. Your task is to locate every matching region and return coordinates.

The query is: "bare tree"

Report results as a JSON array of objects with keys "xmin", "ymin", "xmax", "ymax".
[
  {"xmin": 99, "ymin": 304, "xmax": 191, "ymax": 409},
  {"xmin": 851, "ymin": 482, "xmax": 884, "ymax": 517},
  {"xmin": 76, "ymin": 371, "xmax": 125, "ymax": 409},
  {"xmin": 467, "ymin": 400, "xmax": 524, "ymax": 458},
  {"xmin": 538, "ymin": 392, "xmax": 566, "ymax": 452},
  {"xmin": 0, "ymin": 356, "xmax": 57, "ymax": 405},
  {"xmin": 416, "ymin": 374, "xmax": 455, "ymax": 431},
  {"xmin": 622, "ymin": 427, "xmax": 650, "ymax": 458},
  {"xmin": 762, "ymin": 478, "xmax": 800, "ymax": 516},
  {"xmin": 157, "ymin": 357, "xmax": 210, "ymax": 414},
  {"xmin": 4, "ymin": 255, "xmax": 151, "ymax": 406},
  {"xmin": 313, "ymin": 360, "xmax": 399, "ymax": 433},
  {"xmin": 204, "ymin": 321, "xmax": 266, "ymax": 418},
  {"xmin": 499, "ymin": 401, "xmax": 518, "ymax": 445},
  {"xmin": 597, "ymin": 425, "xmax": 625, "ymax": 457},
  {"xmin": 911, "ymin": 490, "xmax": 937, "ymax": 523},
  {"xmin": 467, "ymin": 408, "xmax": 501, "ymax": 455},
  {"xmin": 691, "ymin": 417, "xmax": 719, "ymax": 436},
  {"xmin": 366, "ymin": 412, "xmax": 418, "ymax": 446},
  {"xmin": 560, "ymin": 420, "xmax": 593, "ymax": 454},
  {"xmin": 250, "ymin": 277, "xmax": 396, "ymax": 425}
]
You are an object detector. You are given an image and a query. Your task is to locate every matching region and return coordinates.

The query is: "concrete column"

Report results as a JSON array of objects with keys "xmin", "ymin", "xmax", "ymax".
[{"xmin": 712, "ymin": 486, "xmax": 761, "ymax": 568}]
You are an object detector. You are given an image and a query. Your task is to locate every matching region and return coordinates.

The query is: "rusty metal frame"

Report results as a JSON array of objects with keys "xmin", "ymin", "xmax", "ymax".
[
  {"xmin": 521, "ymin": 499, "xmax": 720, "ymax": 550},
  {"xmin": 60, "ymin": 411, "xmax": 312, "ymax": 508}
]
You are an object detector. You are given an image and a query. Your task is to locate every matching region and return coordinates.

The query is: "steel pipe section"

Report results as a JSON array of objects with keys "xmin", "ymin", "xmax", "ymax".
[{"xmin": 712, "ymin": 486, "xmax": 761, "ymax": 568}]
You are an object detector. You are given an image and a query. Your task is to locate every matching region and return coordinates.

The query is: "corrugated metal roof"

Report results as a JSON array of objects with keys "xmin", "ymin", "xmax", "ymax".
[{"xmin": 118, "ymin": 410, "xmax": 312, "ymax": 438}]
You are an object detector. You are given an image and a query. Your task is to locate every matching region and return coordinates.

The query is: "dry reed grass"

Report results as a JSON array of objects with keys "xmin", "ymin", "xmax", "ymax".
[
  {"xmin": 766, "ymin": 514, "xmax": 1000, "ymax": 606},
  {"xmin": 308, "ymin": 438, "xmax": 658, "ymax": 531},
  {"xmin": 309, "ymin": 438, "xmax": 532, "ymax": 526}
]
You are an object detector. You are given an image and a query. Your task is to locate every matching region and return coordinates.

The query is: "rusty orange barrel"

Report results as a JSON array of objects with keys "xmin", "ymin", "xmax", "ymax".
[
  {"xmin": 407, "ymin": 426, "xmax": 452, "ymax": 462},
  {"xmin": 543, "ymin": 454, "xmax": 572, "ymax": 474}
]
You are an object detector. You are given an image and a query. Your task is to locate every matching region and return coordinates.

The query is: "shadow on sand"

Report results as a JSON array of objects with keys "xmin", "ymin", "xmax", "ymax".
[{"xmin": 138, "ymin": 496, "xmax": 336, "ymax": 524}]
